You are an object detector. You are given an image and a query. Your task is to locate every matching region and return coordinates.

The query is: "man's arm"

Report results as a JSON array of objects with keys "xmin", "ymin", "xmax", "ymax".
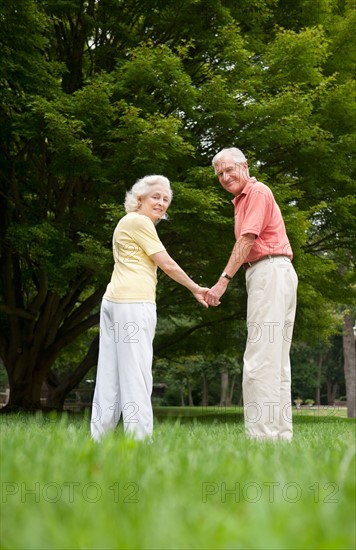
[{"xmin": 206, "ymin": 233, "xmax": 256, "ymax": 306}]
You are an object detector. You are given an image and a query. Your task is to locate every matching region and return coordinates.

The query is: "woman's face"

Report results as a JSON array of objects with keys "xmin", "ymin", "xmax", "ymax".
[{"xmin": 138, "ymin": 184, "xmax": 171, "ymax": 222}]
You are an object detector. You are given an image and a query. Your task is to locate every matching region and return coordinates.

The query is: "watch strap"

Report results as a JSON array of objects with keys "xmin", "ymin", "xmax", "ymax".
[{"xmin": 221, "ymin": 271, "xmax": 232, "ymax": 281}]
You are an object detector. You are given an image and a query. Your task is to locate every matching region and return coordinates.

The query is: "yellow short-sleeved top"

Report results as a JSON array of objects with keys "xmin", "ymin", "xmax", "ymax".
[{"xmin": 104, "ymin": 212, "xmax": 166, "ymax": 304}]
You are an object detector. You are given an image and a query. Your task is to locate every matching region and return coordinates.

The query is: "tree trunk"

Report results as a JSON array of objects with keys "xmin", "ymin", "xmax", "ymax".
[
  {"xmin": 202, "ymin": 373, "xmax": 209, "ymax": 407},
  {"xmin": 187, "ymin": 378, "xmax": 194, "ymax": 406},
  {"xmin": 315, "ymin": 354, "xmax": 323, "ymax": 406},
  {"xmin": 219, "ymin": 369, "xmax": 229, "ymax": 407},
  {"xmin": 0, "ymin": 269, "xmax": 102, "ymax": 412},
  {"xmin": 54, "ymin": 3, "xmax": 97, "ymax": 94},
  {"xmin": 46, "ymin": 334, "xmax": 99, "ymax": 410},
  {"xmin": 227, "ymin": 374, "xmax": 236, "ymax": 406},
  {"xmin": 3, "ymin": 355, "xmax": 49, "ymax": 412},
  {"xmin": 327, "ymin": 381, "xmax": 338, "ymax": 406},
  {"xmin": 180, "ymin": 386, "xmax": 185, "ymax": 407},
  {"xmin": 342, "ymin": 313, "xmax": 356, "ymax": 418}
]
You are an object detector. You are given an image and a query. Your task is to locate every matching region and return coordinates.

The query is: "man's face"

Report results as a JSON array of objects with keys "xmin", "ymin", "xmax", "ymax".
[{"xmin": 215, "ymin": 154, "xmax": 248, "ymax": 196}]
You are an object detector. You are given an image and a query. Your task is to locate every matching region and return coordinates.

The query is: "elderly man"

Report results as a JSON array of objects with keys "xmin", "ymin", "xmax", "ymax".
[{"xmin": 206, "ymin": 147, "xmax": 298, "ymax": 441}]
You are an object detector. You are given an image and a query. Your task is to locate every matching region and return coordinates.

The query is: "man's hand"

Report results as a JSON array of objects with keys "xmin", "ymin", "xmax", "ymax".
[{"xmin": 206, "ymin": 279, "xmax": 228, "ymax": 307}]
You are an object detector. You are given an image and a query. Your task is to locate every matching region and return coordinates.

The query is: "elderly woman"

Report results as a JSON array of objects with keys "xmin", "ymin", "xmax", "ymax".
[{"xmin": 91, "ymin": 175, "xmax": 209, "ymax": 441}]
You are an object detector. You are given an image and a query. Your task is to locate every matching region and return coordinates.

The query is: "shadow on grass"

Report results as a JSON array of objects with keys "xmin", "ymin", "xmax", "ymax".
[
  {"xmin": 1, "ymin": 407, "xmax": 352, "ymax": 427},
  {"xmin": 153, "ymin": 406, "xmax": 353, "ymax": 425},
  {"xmin": 154, "ymin": 411, "xmax": 244, "ymax": 425},
  {"xmin": 292, "ymin": 415, "xmax": 353, "ymax": 424}
]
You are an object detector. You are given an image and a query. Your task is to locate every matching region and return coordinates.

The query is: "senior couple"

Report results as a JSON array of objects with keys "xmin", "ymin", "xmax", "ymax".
[{"xmin": 91, "ymin": 147, "xmax": 298, "ymax": 443}]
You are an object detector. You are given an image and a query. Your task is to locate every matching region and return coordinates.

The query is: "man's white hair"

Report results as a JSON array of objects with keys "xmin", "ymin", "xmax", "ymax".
[
  {"xmin": 124, "ymin": 175, "xmax": 173, "ymax": 219},
  {"xmin": 212, "ymin": 147, "xmax": 248, "ymax": 174}
]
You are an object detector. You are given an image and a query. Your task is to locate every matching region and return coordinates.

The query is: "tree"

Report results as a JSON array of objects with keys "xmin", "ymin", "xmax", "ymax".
[
  {"xmin": 342, "ymin": 312, "xmax": 356, "ymax": 417},
  {"xmin": 0, "ymin": 0, "xmax": 248, "ymax": 410},
  {"xmin": 1, "ymin": 0, "xmax": 355, "ymax": 411}
]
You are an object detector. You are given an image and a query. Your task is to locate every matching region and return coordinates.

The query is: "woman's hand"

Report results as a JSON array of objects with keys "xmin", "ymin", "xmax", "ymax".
[{"xmin": 192, "ymin": 286, "xmax": 214, "ymax": 309}]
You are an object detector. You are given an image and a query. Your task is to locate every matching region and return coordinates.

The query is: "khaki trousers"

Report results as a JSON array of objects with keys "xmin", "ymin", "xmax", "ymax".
[
  {"xmin": 242, "ymin": 256, "xmax": 298, "ymax": 441},
  {"xmin": 91, "ymin": 300, "xmax": 156, "ymax": 441}
]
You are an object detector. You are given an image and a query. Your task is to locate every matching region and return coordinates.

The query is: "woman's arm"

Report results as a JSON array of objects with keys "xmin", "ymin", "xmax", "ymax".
[{"xmin": 150, "ymin": 250, "xmax": 209, "ymax": 308}]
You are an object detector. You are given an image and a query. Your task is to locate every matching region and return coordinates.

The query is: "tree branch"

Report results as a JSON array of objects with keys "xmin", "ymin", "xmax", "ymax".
[
  {"xmin": 0, "ymin": 304, "xmax": 36, "ymax": 320},
  {"xmin": 154, "ymin": 312, "xmax": 243, "ymax": 354}
]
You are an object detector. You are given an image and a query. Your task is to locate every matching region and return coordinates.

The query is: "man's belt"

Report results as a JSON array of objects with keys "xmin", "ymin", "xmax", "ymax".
[{"xmin": 242, "ymin": 255, "xmax": 290, "ymax": 270}]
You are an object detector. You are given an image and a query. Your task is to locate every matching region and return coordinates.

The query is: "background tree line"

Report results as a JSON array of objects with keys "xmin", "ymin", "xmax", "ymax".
[{"xmin": 0, "ymin": 0, "xmax": 355, "ymax": 415}]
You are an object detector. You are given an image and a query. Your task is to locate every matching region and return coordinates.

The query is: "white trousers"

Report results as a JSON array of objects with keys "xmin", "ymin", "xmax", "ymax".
[
  {"xmin": 90, "ymin": 300, "xmax": 157, "ymax": 441},
  {"xmin": 242, "ymin": 256, "xmax": 298, "ymax": 441}
]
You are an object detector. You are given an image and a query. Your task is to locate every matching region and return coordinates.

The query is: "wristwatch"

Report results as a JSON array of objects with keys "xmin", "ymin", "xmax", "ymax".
[{"xmin": 221, "ymin": 271, "xmax": 233, "ymax": 281}]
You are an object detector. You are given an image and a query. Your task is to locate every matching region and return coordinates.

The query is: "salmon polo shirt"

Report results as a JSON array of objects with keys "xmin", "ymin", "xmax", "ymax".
[{"xmin": 232, "ymin": 177, "xmax": 293, "ymax": 263}]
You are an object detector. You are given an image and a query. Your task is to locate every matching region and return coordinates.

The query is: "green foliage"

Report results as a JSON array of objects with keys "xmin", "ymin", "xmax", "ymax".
[
  {"xmin": 273, "ymin": 0, "xmax": 335, "ymax": 31},
  {"xmin": 154, "ymin": 351, "xmax": 242, "ymax": 406},
  {"xmin": 264, "ymin": 26, "xmax": 330, "ymax": 89},
  {"xmin": 0, "ymin": 0, "xmax": 355, "ymax": 409},
  {"xmin": 114, "ymin": 41, "xmax": 197, "ymax": 114},
  {"xmin": 291, "ymin": 335, "xmax": 345, "ymax": 403},
  {"xmin": 0, "ymin": 0, "xmax": 59, "ymax": 98}
]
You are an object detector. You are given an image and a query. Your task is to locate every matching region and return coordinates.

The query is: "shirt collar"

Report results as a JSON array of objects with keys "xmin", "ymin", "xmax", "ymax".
[{"xmin": 232, "ymin": 177, "xmax": 257, "ymax": 206}]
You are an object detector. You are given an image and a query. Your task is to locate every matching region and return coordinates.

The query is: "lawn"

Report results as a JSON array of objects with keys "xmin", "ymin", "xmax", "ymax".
[{"xmin": 0, "ymin": 408, "xmax": 355, "ymax": 550}]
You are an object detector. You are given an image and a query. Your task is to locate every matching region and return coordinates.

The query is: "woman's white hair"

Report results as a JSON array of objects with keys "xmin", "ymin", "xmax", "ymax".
[
  {"xmin": 124, "ymin": 174, "xmax": 173, "ymax": 219},
  {"xmin": 212, "ymin": 147, "xmax": 248, "ymax": 175}
]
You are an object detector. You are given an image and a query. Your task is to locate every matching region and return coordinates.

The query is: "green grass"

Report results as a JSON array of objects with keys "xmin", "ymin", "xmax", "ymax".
[{"xmin": 1, "ymin": 408, "xmax": 355, "ymax": 550}]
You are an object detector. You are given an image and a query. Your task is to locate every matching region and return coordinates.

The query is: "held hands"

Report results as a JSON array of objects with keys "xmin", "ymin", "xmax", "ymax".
[
  {"xmin": 192, "ymin": 286, "xmax": 211, "ymax": 308},
  {"xmin": 205, "ymin": 279, "xmax": 228, "ymax": 307},
  {"xmin": 192, "ymin": 278, "xmax": 228, "ymax": 308},
  {"xmin": 192, "ymin": 283, "xmax": 225, "ymax": 308}
]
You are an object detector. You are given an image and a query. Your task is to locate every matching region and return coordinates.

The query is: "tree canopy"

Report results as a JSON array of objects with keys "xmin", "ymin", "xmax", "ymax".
[{"xmin": 0, "ymin": 0, "xmax": 355, "ymax": 411}]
